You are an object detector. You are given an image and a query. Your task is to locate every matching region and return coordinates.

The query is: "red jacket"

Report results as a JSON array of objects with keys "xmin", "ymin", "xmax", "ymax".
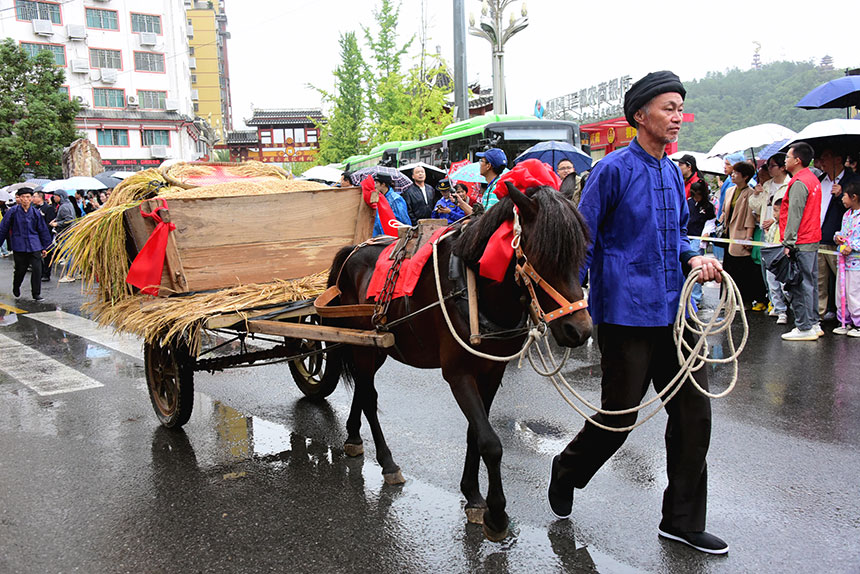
[
  {"xmin": 684, "ymin": 173, "xmax": 699, "ymax": 199},
  {"xmin": 779, "ymin": 167, "xmax": 821, "ymax": 245}
]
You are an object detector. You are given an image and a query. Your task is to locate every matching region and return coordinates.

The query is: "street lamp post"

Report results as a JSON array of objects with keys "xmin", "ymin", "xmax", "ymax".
[{"xmin": 469, "ymin": 0, "xmax": 528, "ymax": 115}]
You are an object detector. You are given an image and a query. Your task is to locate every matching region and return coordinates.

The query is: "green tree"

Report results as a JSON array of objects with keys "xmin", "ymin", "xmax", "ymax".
[
  {"xmin": 0, "ymin": 39, "xmax": 79, "ymax": 183},
  {"xmin": 377, "ymin": 54, "xmax": 452, "ymax": 142},
  {"xmin": 313, "ymin": 31, "xmax": 368, "ymax": 164}
]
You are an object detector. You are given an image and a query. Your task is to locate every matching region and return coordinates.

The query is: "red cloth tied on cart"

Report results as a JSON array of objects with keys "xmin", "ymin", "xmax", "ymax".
[
  {"xmin": 478, "ymin": 160, "xmax": 562, "ymax": 281},
  {"xmin": 125, "ymin": 198, "xmax": 175, "ymax": 296},
  {"xmin": 361, "ymin": 176, "xmax": 398, "ymax": 236},
  {"xmin": 366, "ymin": 227, "xmax": 449, "ymax": 300}
]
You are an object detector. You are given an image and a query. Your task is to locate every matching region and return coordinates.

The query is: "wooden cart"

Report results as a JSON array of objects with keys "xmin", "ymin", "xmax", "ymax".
[{"xmin": 127, "ymin": 181, "xmax": 385, "ymax": 428}]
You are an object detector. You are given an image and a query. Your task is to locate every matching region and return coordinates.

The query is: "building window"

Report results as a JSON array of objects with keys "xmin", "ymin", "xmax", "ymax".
[
  {"xmin": 191, "ymin": 74, "xmax": 197, "ymax": 84},
  {"xmin": 130, "ymin": 13, "xmax": 162, "ymax": 34},
  {"xmin": 93, "ymin": 88, "xmax": 124, "ymax": 108},
  {"xmin": 15, "ymin": 0, "xmax": 60, "ymax": 24},
  {"xmin": 189, "ymin": 47, "xmax": 195, "ymax": 56},
  {"xmin": 306, "ymin": 128, "xmax": 319, "ymax": 143},
  {"xmin": 142, "ymin": 130, "xmax": 170, "ymax": 146},
  {"xmin": 138, "ymin": 90, "xmax": 166, "ymax": 110},
  {"xmin": 193, "ymin": 103, "xmax": 199, "ymax": 112},
  {"xmin": 134, "ymin": 52, "xmax": 165, "ymax": 73},
  {"xmin": 59, "ymin": 86, "xmax": 69, "ymax": 98},
  {"xmin": 89, "ymin": 48, "xmax": 122, "ymax": 69},
  {"xmin": 85, "ymin": 8, "xmax": 118, "ymax": 30},
  {"xmin": 97, "ymin": 129, "xmax": 128, "ymax": 146},
  {"xmin": 21, "ymin": 42, "xmax": 65, "ymax": 66}
]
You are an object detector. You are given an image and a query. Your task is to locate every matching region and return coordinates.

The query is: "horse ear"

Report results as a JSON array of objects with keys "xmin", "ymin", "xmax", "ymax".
[{"xmin": 504, "ymin": 181, "xmax": 536, "ymax": 219}]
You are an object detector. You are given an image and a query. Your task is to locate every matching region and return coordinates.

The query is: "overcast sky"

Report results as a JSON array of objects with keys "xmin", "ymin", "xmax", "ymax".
[{"xmin": 226, "ymin": 0, "xmax": 858, "ymax": 130}]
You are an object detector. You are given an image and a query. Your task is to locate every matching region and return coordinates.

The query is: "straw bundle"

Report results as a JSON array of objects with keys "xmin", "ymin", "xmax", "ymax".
[
  {"xmin": 168, "ymin": 178, "xmax": 328, "ymax": 199},
  {"xmin": 164, "ymin": 161, "xmax": 290, "ymax": 188},
  {"xmin": 85, "ymin": 272, "xmax": 329, "ymax": 355}
]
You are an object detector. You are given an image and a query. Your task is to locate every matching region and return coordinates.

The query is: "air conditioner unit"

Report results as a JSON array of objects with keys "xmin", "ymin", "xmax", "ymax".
[
  {"xmin": 70, "ymin": 59, "xmax": 89, "ymax": 74},
  {"xmin": 188, "ymin": 57, "xmax": 197, "ymax": 69},
  {"xmin": 32, "ymin": 19, "xmax": 54, "ymax": 36},
  {"xmin": 150, "ymin": 145, "xmax": 169, "ymax": 159},
  {"xmin": 190, "ymin": 89, "xmax": 199, "ymax": 100},
  {"xmin": 73, "ymin": 95, "xmax": 89, "ymax": 108},
  {"xmin": 165, "ymin": 99, "xmax": 180, "ymax": 111},
  {"xmin": 126, "ymin": 95, "xmax": 139, "ymax": 107},
  {"xmin": 67, "ymin": 24, "xmax": 87, "ymax": 40},
  {"xmin": 139, "ymin": 32, "xmax": 157, "ymax": 46},
  {"xmin": 100, "ymin": 68, "xmax": 118, "ymax": 83}
]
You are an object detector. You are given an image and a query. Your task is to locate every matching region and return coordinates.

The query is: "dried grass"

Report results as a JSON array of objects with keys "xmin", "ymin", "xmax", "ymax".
[
  {"xmin": 169, "ymin": 178, "xmax": 329, "ymax": 199},
  {"xmin": 84, "ymin": 272, "xmax": 329, "ymax": 355}
]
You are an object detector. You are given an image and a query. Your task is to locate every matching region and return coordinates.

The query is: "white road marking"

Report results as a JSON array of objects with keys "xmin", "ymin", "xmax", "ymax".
[
  {"xmin": 26, "ymin": 311, "xmax": 143, "ymax": 359},
  {"xmin": 0, "ymin": 334, "xmax": 104, "ymax": 396}
]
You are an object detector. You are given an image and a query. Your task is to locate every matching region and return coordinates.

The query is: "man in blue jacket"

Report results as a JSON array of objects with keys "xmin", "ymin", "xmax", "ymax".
[
  {"xmin": 547, "ymin": 71, "xmax": 728, "ymax": 555},
  {"xmin": 0, "ymin": 187, "xmax": 53, "ymax": 301}
]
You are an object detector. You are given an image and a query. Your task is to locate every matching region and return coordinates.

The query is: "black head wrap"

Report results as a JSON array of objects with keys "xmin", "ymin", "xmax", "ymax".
[{"xmin": 623, "ymin": 71, "xmax": 686, "ymax": 128}]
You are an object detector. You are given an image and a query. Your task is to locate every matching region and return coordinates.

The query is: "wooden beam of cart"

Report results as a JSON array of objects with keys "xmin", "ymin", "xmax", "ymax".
[{"xmin": 246, "ymin": 319, "xmax": 395, "ymax": 348}]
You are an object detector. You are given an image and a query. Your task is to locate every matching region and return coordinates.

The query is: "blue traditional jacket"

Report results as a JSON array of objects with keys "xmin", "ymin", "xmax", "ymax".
[
  {"xmin": 0, "ymin": 204, "xmax": 52, "ymax": 253},
  {"xmin": 578, "ymin": 138, "xmax": 696, "ymax": 327},
  {"xmin": 372, "ymin": 190, "xmax": 410, "ymax": 237}
]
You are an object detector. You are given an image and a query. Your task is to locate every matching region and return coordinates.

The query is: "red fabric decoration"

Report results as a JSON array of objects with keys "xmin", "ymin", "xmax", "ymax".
[
  {"xmin": 125, "ymin": 199, "xmax": 175, "ymax": 296},
  {"xmin": 366, "ymin": 227, "xmax": 449, "ymax": 300},
  {"xmin": 478, "ymin": 220, "xmax": 515, "ymax": 281},
  {"xmin": 362, "ymin": 175, "xmax": 398, "ymax": 236},
  {"xmin": 496, "ymin": 158, "xmax": 561, "ymax": 197}
]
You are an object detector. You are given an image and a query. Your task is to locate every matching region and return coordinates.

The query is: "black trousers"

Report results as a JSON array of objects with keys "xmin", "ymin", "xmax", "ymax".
[
  {"xmin": 723, "ymin": 251, "xmax": 767, "ymax": 305},
  {"xmin": 556, "ymin": 323, "xmax": 711, "ymax": 532},
  {"xmin": 12, "ymin": 251, "xmax": 43, "ymax": 298}
]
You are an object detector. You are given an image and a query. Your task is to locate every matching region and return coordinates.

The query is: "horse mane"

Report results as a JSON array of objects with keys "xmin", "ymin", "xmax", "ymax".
[{"xmin": 453, "ymin": 186, "xmax": 590, "ymax": 277}]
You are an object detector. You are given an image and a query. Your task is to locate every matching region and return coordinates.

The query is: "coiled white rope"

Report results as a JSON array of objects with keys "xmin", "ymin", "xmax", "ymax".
[{"xmin": 530, "ymin": 267, "xmax": 748, "ymax": 432}]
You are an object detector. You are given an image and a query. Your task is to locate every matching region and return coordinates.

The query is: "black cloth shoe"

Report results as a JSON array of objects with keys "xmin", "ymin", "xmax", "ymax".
[
  {"xmin": 658, "ymin": 524, "xmax": 728, "ymax": 555},
  {"xmin": 41, "ymin": 276, "xmax": 50, "ymax": 282},
  {"xmin": 33, "ymin": 296, "xmax": 44, "ymax": 302},
  {"xmin": 547, "ymin": 455, "xmax": 573, "ymax": 519},
  {"xmin": 13, "ymin": 286, "xmax": 20, "ymax": 298}
]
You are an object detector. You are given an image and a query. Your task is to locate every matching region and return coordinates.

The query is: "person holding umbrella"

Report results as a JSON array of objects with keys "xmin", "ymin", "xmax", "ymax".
[{"xmin": 0, "ymin": 187, "xmax": 52, "ymax": 301}]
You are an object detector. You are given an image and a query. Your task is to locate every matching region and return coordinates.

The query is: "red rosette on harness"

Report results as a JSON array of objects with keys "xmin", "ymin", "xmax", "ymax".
[
  {"xmin": 125, "ymin": 198, "xmax": 175, "ymax": 296},
  {"xmin": 478, "ymin": 160, "xmax": 561, "ymax": 281},
  {"xmin": 362, "ymin": 175, "xmax": 398, "ymax": 236}
]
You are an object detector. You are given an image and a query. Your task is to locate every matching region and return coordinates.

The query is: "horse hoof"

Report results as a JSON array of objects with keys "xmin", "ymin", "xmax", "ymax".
[
  {"xmin": 383, "ymin": 469, "xmax": 405, "ymax": 485},
  {"xmin": 465, "ymin": 507, "xmax": 485, "ymax": 525},
  {"xmin": 482, "ymin": 521, "xmax": 509, "ymax": 542},
  {"xmin": 344, "ymin": 442, "xmax": 364, "ymax": 457}
]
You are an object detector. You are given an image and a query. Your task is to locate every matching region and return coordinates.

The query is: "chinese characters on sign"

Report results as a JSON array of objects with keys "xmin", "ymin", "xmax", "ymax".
[{"xmin": 545, "ymin": 75, "xmax": 632, "ymax": 123}]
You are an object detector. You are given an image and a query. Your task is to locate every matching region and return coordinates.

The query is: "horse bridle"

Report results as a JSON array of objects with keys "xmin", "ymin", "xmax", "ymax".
[{"xmin": 511, "ymin": 210, "xmax": 588, "ymax": 324}]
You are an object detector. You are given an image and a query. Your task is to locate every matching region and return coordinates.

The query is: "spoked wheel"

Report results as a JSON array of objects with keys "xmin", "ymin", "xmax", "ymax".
[
  {"xmin": 287, "ymin": 315, "xmax": 341, "ymax": 401},
  {"xmin": 144, "ymin": 339, "xmax": 195, "ymax": 428}
]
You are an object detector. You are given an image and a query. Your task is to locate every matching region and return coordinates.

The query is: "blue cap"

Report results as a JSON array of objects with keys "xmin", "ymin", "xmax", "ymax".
[{"xmin": 476, "ymin": 148, "xmax": 507, "ymax": 169}]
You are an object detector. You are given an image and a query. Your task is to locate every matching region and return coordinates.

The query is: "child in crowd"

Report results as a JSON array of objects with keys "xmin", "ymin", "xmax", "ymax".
[
  {"xmin": 833, "ymin": 180, "xmax": 860, "ymax": 336},
  {"xmin": 432, "ymin": 180, "xmax": 471, "ymax": 224}
]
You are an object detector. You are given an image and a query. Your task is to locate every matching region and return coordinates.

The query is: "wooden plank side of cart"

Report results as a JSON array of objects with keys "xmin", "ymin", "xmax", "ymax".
[
  {"xmin": 124, "ymin": 186, "xmax": 374, "ymax": 296},
  {"xmin": 245, "ymin": 319, "xmax": 395, "ymax": 348}
]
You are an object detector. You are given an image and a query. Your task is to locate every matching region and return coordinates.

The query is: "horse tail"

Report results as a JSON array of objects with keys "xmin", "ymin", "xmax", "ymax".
[{"xmin": 324, "ymin": 245, "xmax": 357, "ymax": 388}]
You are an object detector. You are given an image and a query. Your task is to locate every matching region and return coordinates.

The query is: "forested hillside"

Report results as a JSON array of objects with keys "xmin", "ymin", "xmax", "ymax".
[{"xmin": 679, "ymin": 62, "xmax": 848, "ymax": 152}]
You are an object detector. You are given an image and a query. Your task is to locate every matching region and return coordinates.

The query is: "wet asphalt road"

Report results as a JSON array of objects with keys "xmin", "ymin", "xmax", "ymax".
[{"xmin": 1, "ymin": 257, "xmax": 859, "ymax": 574}]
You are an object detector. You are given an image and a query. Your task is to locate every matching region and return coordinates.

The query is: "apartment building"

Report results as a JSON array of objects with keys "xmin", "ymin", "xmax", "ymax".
[
  {"xmin": 1, "ymin": 0, "xmax": 216, "ymax": 170},
  {"xmin": 185, "ymin": 0, "xmax": 232, "ymax": 143}
]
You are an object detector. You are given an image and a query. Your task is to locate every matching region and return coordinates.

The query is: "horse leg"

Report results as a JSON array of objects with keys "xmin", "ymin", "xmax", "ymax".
[
  {"xmin": 344, "ymin": 390, "xmax": 364, "ymax": 457},
  {"xmin": 461, "ymin": 427, "xmax": 487, "ymax": 524},
  {"xmin": 449, "ymin": 374, "xmax": 509, "ymax": 541},
  {"xmin": 351, "ymin": 352, "xmax": 404, "ymax": 485}
]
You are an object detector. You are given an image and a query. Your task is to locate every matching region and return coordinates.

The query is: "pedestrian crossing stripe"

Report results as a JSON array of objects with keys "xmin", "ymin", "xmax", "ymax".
[
  {"xmin": 26, "ymin": 311, "xmax": 143, "ymax": 359},
  {"xmin": 0, "ymin": 302, "xmax": 26, "ymax": 315},
  {"xmin": 0, "ymin": 334, "xmax": 104, "ymax": 396}
]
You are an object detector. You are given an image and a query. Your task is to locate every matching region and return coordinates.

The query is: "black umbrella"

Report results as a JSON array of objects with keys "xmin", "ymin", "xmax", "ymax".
[
  {"xmin": 398, "ymin": 162, "xmax": 446, "ymax": 188},
  {"xmin": 94, "ymin": 172, "xmax": 123, "ymax": 189}
]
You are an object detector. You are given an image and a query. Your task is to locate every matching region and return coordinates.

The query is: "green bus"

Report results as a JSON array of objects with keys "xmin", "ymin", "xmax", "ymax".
[{"xmin": 342, "ymin": 114, "xmax": 581, "ymax": 171}]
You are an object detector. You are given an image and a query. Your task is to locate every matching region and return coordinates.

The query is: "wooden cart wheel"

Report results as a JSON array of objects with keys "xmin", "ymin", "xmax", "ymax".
[
  {"xmin": 144, "ymin": 340, "xmax": 194, "ymax": 428},
  {"xmin": 287, "ymin": 316, "xmax": 341, "ymax": 401}
]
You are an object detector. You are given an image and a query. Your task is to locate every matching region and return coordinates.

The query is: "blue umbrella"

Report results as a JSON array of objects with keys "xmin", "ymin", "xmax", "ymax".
[
  {"xmin": 514, "ymin": 141, "xmax": 593, "ymax": 173},
  {"xmin": 796, "ymin": 76, "xmax": 860, "ymax": 116},
  {"xmin": 448, "ymin": 162, "xmax": 486, "ymax": 184},
  {"xmin": 757, "ymin": 138, "xmax": 791, "ymax": 161}
]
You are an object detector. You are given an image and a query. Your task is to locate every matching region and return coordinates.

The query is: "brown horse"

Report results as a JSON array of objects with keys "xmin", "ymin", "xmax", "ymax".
[{"xmin": 324, "ymin": 181, "xmax": 592, "ymax": 540}]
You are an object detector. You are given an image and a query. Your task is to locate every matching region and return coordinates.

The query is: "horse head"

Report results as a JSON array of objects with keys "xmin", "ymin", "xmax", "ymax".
[{"xmin": 504, "ymin": 181, "xmax": 593, "ymax": 348}]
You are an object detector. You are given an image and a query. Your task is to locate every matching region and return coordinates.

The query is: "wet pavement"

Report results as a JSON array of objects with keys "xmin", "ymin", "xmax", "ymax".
[{"xmin": 1, "ymin": 256, "xmax": 859, "ymax": 573}]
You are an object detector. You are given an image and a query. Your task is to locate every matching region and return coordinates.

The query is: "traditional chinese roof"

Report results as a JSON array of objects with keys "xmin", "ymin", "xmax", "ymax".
[
  {"xmin": 225, "ymin": 130, "xmax": 259, "ymax": 145},
  {"xmin": 245, "ymin": 108, "xmax": 324, "ymax": 126}
]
